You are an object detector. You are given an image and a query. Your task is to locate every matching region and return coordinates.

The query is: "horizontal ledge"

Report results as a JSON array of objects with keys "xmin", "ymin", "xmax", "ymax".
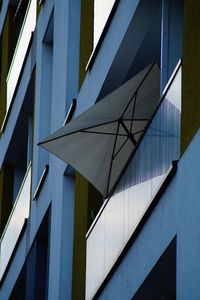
[{"xmin": 33, "ymin": 165, "xmax": 49, "ymax": 201}]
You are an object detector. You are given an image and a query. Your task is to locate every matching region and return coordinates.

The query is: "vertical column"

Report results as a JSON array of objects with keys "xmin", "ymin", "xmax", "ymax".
[
  {"xmin": 72, "ymin": 1, "xmax": 102, "ymax": 299},
  {"xmin": 27, "ymin": 101, "xmax": 34, "ymax": 167},
  {"xmin": 72, "ymin": 174, "xmax": 103, "ymax": 300},
  {"xmin": 47, "ymin": 0, "xmax": 81, "ymax": 299},
  {"xmin": 181, "ymin": 0, "xmax": 200, "ymax": 153},
  {"xmin": 78, "ymin": 0, "xmax": 94, "ymax": 88},
  {"xmin": 72, "ymin": 2, "xmax": 93, "ymax": 298},
  {"xmin": 59, "ymin": 175, "xmax": 75, "ymax": 299},
  {"xmin": 161, "ymin": 0, "xmax": 183, "ymax": 92},
  {"xmin": 37, "ymin": 41, "xmax": 53, "ymax": 179},
  {"xmin": 160, "ymin": 0, "xmax": 169, "ymax": 92},
  {"xmin": 72, "ymin": 174, "xmax": 89, "ymax": 300},
  {"xmin": 32, "ymin": 13, "xmax": 53, "ymax": 195}
]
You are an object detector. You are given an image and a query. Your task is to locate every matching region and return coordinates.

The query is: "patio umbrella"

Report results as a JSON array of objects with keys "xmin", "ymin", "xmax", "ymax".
[{"xmin": 38, "ymin": 63, "xmax": 160, "ymax": 198}]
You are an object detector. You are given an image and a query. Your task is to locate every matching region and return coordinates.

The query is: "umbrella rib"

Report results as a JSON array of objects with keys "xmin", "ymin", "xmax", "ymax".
[
  {"xmin": 120, "ymin": 120, "xmax": 136, "ymax": 146},
  {"xmin": 38, "ymin": 120, "xmax": 119, "ymax": 145},
  {"xmin": 113, "ymin": 137, "xmax": 129, "ymax": 159},
  {"xmin": 39, "ymin": 64, "xmax": 155, "ymax": 146},
  {"xmin": 120, "ymin": 63, "xmax": 155, "ymax": 119},
  {"xmin": 130, "ymin": 92, "xmax": 137, "ymax": 132},
  {"xmin": 106, "ymin": 121, "xmax": 120, "ymax": 197},
  {"xmin": 133, "ymin": 129, "xmax": 144, "ymax": 136},
  {"xmin": 123, "ymin": 118, "xmax": 149, "ymax": 121},
  {"xmin": 121, "ymin": 91, "xmax": 137, "ymax": 119},
  {"xmin": 80, "ymin": 130, "xmax": 127, "ymax": 137}
]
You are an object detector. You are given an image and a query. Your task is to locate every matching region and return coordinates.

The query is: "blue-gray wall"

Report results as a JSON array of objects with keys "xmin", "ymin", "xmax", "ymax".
[
  {"xmin": 0, "ymin": 0, "xmax": 185, "ymax": 299},
  {"xmin": 0, "ymin": 0, "xmax": 80, "ymax": 299}
]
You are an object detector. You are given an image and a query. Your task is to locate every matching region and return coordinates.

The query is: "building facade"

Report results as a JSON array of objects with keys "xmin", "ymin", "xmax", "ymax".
[{"xmin": 0, "ymin": 0, "xmax": 199, "ymax": 299}]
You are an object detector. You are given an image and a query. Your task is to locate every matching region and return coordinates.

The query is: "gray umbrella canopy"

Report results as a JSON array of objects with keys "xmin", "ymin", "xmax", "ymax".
[{"xmin": 39, "ymin": 63, "xmax": 160, "ymax": 198}]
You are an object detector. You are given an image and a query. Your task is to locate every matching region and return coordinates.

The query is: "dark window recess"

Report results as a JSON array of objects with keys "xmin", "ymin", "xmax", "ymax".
[
  {"xmin": 25, "ymin": 207, "xmax": 51, "ymax": 299},
  {"xmin": 9, "ymin": 264, "xmax": 27, "ymax": 300},
  {"xmin": 87, "ymin": 183, "xmax": 103, "ymax": 230},
  {"xmin": 10, "ymin": 209, "xmax": 51, "ymax": 299},
  {"xmin": 12, "ymin": 0, "xmax": 29, "ymax": 40},
  {"xmin": 132, "ymin": 237, "xmax": 176, "ymax": 300}
]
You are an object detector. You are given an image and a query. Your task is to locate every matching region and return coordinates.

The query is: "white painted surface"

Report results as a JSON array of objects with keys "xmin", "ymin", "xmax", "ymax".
[{"xmin": 94, "ymin": 0, "xmax": 116, "ymax": 48}]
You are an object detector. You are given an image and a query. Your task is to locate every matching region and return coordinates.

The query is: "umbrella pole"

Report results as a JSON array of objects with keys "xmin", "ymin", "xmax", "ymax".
[{"xmin": 106, "ymin": 121, "xmax": 121, "ymax": 197}]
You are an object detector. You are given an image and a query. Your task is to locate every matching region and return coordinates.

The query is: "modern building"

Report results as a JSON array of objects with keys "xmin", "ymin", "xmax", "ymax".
[{"xmin": 0, "ymin": 0, "xmax": 199, "ymax": 299}]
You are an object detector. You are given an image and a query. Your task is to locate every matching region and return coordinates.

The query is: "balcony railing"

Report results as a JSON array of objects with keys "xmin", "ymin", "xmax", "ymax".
[
  {"xmin": 0, "ymin": 163, "xmax": 32, "ymax": 282},
  {"xmin": 6, "ymin": 0, "xmax": 37, "ymax": 113},
  {"xmin": 86, "ymin": 61, "xmax": 182, "ymax": 300}
]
